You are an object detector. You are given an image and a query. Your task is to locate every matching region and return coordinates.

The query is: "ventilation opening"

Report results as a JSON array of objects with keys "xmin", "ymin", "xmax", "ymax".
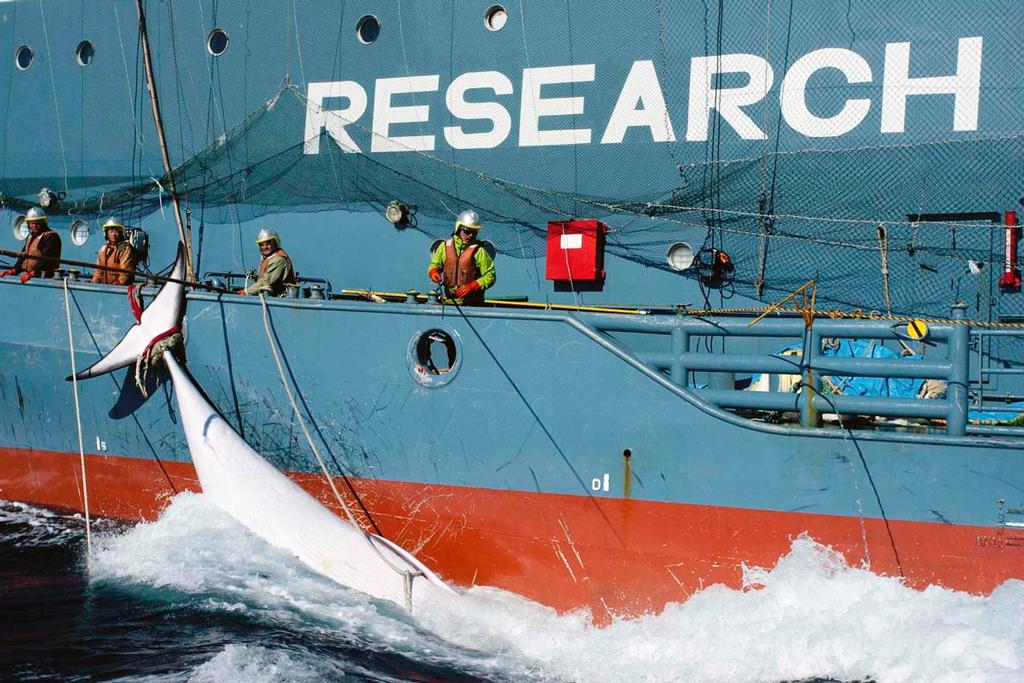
[
  {"xmin": 356, "ymin": 15, "xmax": 380, "ymax": 44},
  {"xmin": 15, "ymin": 45, "xmax": 34, "ymax": 71},
  {"xmin": 484, "ymin": 5, "xmax": 508, "ymax": 31},
  {"xmin": 206, "ymin": 28, "xmax": 229, "ymax": 56},
  {"xmin": 416, "ymin": 330, "xmax": 457, "ymax": 374},
  {"xmin": 76, "ymin": 40, "xmax": 95, "ymax": 66}
]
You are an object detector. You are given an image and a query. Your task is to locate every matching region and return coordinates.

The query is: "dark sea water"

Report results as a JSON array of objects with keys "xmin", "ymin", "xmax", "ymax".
[{"xmin": 2, "ymin": 496, "xmax": 1022, "ymax": 683}]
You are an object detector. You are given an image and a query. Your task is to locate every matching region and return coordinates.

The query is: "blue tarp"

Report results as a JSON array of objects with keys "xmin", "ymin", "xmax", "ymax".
[{"xmin": 821, "ymin": 339, "xmax": 923, "ymax": 399}]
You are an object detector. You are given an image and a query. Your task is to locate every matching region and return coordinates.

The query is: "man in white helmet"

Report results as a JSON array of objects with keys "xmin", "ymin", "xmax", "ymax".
[
  {"xmin": 237, "ymin": 228, "xmax": 296, "ymax": 296},
  {"xmin": 92, "ymin": 217, "xmax": 137, "ymax": 285},
  {"xmin": 427, "ymin": 209, "xmax": 496, "ymax": 305},
  {"xmin": 0, "ymin": 207, "xmax": 62, "ymax": 283}
]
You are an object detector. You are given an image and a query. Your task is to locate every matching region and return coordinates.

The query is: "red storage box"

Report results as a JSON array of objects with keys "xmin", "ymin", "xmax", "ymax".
[{"xmin": 545, "ymin": 219, "xmax": 607, "ymax": 281}]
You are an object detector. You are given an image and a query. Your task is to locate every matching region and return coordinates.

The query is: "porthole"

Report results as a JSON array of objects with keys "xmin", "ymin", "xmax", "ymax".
[
  {"xmin": 70, "ymin": 219, "xmax": 91, "ymax": 246},
  {"xmin": 484, "ymin": 5, "xmax": 508, "ymax": 32},
  {"xmin": 355, "ymin": 15, "xmax": 380, "ymax": 44},
  {"xmin": 75, "ymin": 40, "xmax": 95, "ymax": 66},
  {"xmin": 666, "ymin": 242, "xmax": 696, "ymax": 271},
  {"xmin": 206, "ymin": 28, "xmax": 229, "ymax": 56},
  {"xmin": 15, "ymin": 45, "xmax": 33, "ymax": 71},
  {"xmin": 11, "ymin": 214, "xmax": 28, "ymax": 240},
  {"xmin": 408, "ymin": 328, "xmax": 462, "ymax": 387}
]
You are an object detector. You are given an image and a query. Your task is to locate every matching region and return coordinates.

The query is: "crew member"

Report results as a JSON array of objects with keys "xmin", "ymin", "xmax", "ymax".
[
  {"xmin": 92, "ymin": 217, "xmax": 137, "ymax": 285},
  {"xmin": 0, "ymin": 207, "xmax": 62, "ymax": 282},
  {"xmin": 427, "ymin": 209, "xmax": 496, "ymax": 305},
  {"xmin": 237, "ymin": 228, "xmax": 296, "ymax": 297}
]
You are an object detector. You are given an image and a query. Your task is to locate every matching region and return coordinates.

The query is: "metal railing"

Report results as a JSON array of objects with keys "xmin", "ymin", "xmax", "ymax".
[{"xmin": 588, "ymin": 304, "xmax": 981, "ymax": 436}]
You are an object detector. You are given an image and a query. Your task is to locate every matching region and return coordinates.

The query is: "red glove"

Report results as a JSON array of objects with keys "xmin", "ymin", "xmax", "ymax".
[
  {"xmin": 236, "ymin": 288, "xmax": 247, "ymax": 295},
  {"xmin": 455, "ymin": 280, "xmax": 480, "ymax": 299},
  {"xmin": 428, "ymin": 268, "xmax": 442, "ymax": 284},
  {"xmin": 18, "ymin": 272, "xmax": 34, "ymax": 284},
  {"xmin": 0, "ymin": 269, "xmax": 15, "ymax": 278}
]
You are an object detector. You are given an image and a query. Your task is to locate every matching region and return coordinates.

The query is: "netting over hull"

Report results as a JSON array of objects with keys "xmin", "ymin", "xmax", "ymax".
[{"xmin": 2, "ymin": 0, "xmax": 1023, "ymax": 318}]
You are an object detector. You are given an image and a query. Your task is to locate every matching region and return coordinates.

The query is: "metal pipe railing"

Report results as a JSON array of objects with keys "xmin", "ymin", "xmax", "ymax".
[{"xmin": 592, "ymin": 304, "xmax": 980, "ymax": 435}]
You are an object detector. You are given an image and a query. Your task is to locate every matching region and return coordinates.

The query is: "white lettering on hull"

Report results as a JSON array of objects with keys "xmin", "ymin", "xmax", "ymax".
[{"xmin": 303, "ymin": 37, "xmax": 984, "ymax": 155}]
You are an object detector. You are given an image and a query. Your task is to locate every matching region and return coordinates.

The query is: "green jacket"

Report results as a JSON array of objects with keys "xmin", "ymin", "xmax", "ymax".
[
  {"xmin": 245, "ymin": 252, "xmax": 294, "ymax": 296},
  {"xmin": 428, "ymin": 236, "xmax": 496, "ymax": 302}
]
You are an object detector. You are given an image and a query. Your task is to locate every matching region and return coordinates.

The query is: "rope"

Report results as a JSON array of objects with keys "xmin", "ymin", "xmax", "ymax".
[
  {"xmin": 877, "ymin": 223, "xmax": 892, "ymax": 316},
  {"xmin": 134, "ymin": 327, "xmax": 182, "ymax": 398},
  {"xmin": 62, "ymin": 279, "xmax": 91, "ymax": 559},
  {"xmin": 679, "ymin": 305, "xmax": 1024, "ymax": 329},
  {"xmin": 257, "ymin": 294, "xmax": 421, "ymax": 608}
]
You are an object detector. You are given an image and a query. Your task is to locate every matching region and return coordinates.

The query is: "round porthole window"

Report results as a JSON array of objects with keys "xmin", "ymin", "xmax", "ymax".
[
  {"xmin": 408, "ymin": 328, "xmax": 462, "ymax": 387},
  {"xmin": 70, "ymin": 219, "xmax": 91, "ymax": 246},
  {"xmin": 11, "ymin": 214, "xmax": 29, "ymax": 240},
  {"xmin": 76, "ymin": 41, "xmax": 95, "ymax": 66},
  {"xmin": 667, "ymin": 242, "xmax": 696, "ymax": 271},
  {"xmin": 206, "ymin": 28, "xmax": 229, "ymax": 56},
  {"xmin": 15, "ymin": 45, "xmax": 34, "ymax": 71},
  {"xmin": 356, "ymin": 15, "xmax": 380, "ymax": 44},
  {"xmin": 484, "ymin": 5, "xmax": 508, "ymax": 31}
]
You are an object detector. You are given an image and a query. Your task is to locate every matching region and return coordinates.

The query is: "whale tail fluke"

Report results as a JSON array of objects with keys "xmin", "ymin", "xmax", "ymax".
[{"xmin": 69, "ymin": 243, "xmax": 187, "ymax": 381}]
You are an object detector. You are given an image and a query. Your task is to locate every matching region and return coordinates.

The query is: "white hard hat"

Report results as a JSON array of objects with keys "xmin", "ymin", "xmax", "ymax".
[
  {"xmin": 103, "ymin": 217, "xmax": 124, "ymax": 232},
  {"xmin": 455, "ymin": 209, "xmax": 481, "ymax": 231},
  {"xmin": 256, "ymin": 227, "xmax": 280, "ymax": 245},
  {"xmin": 26, "ymin": 207, "xmax": 47, "ymax": 223}
]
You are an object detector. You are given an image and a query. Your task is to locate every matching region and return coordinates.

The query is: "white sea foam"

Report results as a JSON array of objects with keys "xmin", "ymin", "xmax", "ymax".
[
  {"xmin": 0, "ymin": 499, "xmax": 115, "ymax": 547},
  {"xmin": 89, "ymin": 493, "xmax": 1024, "ymax": 683},
  {"xmin": 187, "ymin": 645, "xmax": 326, "ymax": 683}
]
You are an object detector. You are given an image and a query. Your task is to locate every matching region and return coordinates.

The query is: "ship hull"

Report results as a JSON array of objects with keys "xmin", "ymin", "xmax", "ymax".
[
  {"xmin": 3, "ymin": 280, "xmax": 1024, "ymax": 619},
  {"xmin": 2, "ymin": 445, "xmax": 1021, "ymax": 619}
]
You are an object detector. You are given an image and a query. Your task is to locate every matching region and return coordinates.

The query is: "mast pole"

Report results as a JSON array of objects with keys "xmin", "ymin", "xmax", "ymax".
[{"xmin": 135, "ymin": 0, "xmax": 194, "ymax": 281}]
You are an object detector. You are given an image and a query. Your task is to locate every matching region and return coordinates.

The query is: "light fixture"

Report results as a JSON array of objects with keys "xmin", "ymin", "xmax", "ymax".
[
  {"xmin": 11, "ymin": 214, "xmax": 28, "ymax": 240},
  {"xmin": 38, "ymin": 187, "xmax": 62, "ymax": 208},
  {"xmin": 968, "ymin": 260, "xmax": 984, "ymax": 276},
  {"xmin": 385, "ymin": 200, "xmax": 409, "ymax": 226}
]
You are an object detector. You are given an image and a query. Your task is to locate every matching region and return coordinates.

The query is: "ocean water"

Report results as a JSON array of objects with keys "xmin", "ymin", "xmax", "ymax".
[{"xmin": 1, "ymin": 495, "xmax": 1022, "ymax": 683}]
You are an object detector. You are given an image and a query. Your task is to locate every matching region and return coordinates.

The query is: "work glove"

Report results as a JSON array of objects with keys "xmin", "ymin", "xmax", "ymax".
[
  {"xmin": 236, "ymin": 288, "xmax": 247, "ymax": 295},
  {"xmin": 455, "ymin": 280, "xmax": 480, "ymax": 299},
  {"xmin": 428, "ymin": 268, "xmax": 442, "ymax": 284},
  {"xmin": 0, "ymin": 269, "xmax": 15, "ymax": 278},
  {"xmin": 18, "ymin": 272, "xmax": 34, "ymax": 284}
]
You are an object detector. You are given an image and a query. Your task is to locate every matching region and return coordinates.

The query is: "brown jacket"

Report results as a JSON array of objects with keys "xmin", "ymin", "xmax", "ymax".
[
  {"xmin": 92, "ymin": 242, "xmax": 137, "ymax": 285},
  {"xmin": 15, "ymin": 230, "xmax": 62, "ymax": 278}
]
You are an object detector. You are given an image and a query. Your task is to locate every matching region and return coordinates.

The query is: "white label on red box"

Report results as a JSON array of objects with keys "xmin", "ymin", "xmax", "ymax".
[{"xmin": 560, "ymin": 233, "xmax": 583, "ymax": 250}]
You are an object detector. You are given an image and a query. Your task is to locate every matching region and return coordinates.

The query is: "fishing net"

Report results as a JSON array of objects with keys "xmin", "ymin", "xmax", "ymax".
[{"xmin": 4, "ymin": 0, "xmax": 1023, "ymax": 320}]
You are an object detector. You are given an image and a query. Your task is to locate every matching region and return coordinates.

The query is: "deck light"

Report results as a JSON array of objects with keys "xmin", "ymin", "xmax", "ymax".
[
  {"xmin": 38, "ymin": 188, "xmax": 61, "ymax": 209},
  {"xmin": 11, "ymin": 214, "xmax": 28, "ymax": 240},
  {"xmin": 385, "ymin": 200, "xmax": 409, "ymax": 226}
]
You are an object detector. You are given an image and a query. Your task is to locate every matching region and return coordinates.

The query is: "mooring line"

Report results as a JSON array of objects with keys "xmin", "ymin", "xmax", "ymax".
[
  {"xmin": 63, "ymin": 279, "xmax": 92, "ymax": 559},
  {"xmin": 259, "ymin": 294, "xmax": 421, "ymax": 607}
]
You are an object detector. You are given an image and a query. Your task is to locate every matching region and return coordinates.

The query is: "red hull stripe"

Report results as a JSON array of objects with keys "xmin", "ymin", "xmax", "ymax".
[{"xmin": 2, "ymin": 447, "xmax": 1022, "ymax": 619}]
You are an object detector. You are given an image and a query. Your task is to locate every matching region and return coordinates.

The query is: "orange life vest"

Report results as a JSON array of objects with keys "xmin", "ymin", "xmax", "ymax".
[
  {"xmin": 442, "ymin": 240, "xmax": 479, "ymax": 287},
  {"xmin": 19, "ymin": 230, "xmax": 61, "ymax": 277},
  {"xmin": 93, "ymin": 242, "xmax": 136, "ymax": 285}
]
